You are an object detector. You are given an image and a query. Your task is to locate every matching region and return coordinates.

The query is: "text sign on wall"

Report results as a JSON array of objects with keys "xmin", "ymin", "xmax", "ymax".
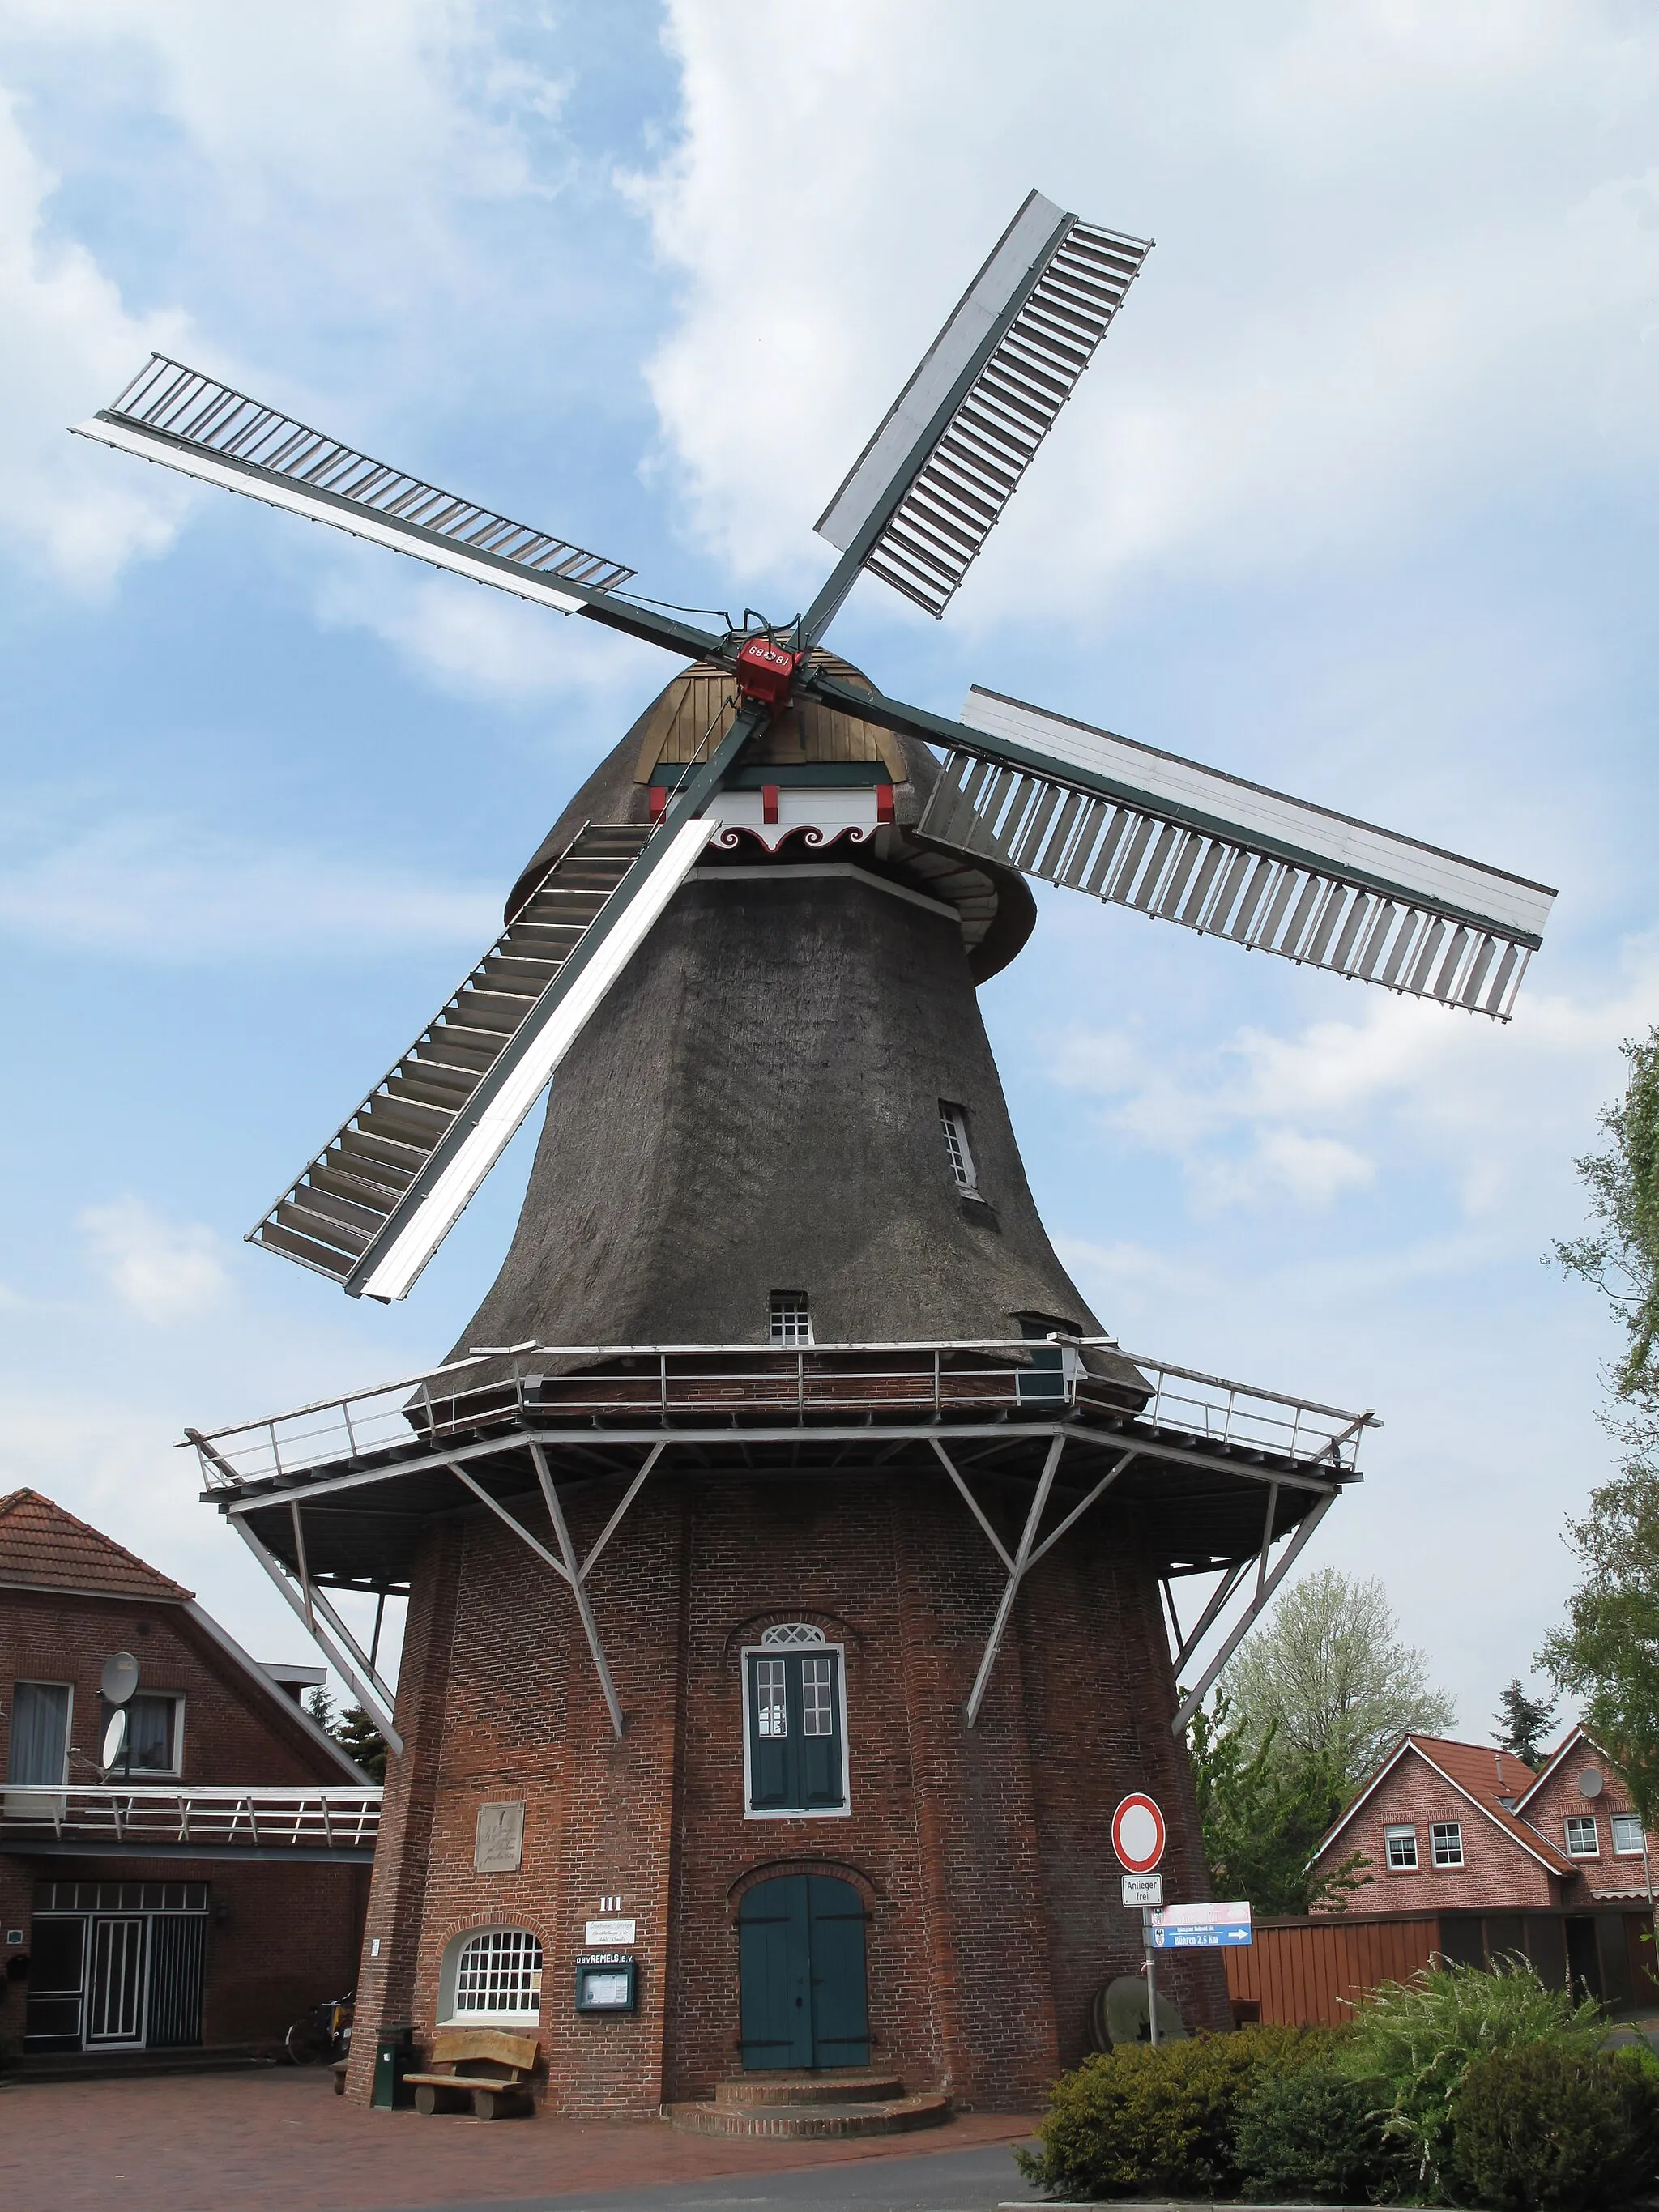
[
  {"xmin": 1120, "ymin": 1873, "xmax": 1164, "ymax": 1908},
  {"xmin": 1149, "ymin": 1900, "xmax": 1252, "ymax": 1950},
  {"xmin": 474, "ymin": 1801, "xmax": 525, "ymax": 1874}
]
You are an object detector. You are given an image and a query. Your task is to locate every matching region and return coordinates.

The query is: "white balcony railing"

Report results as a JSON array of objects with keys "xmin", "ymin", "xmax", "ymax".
[{"xmin": 0, "ymin": 1784, "xmax": 382, "ymax": 1848}]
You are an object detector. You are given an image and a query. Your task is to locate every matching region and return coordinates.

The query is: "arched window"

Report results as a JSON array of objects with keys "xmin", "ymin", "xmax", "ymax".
[
  {"xmin": 743, "ymin": 1626, "xmax": 848, "ymax": 1818},
  {"xmin": 439, "ymin": 1927, "xmax": 544, "ymax": 2024}
]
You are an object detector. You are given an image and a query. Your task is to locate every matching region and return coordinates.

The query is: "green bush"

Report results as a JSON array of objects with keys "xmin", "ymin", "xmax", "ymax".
[
  {"xmin": 1014, "ymin": 2027, "xmax": 1332, "ymax": 2201},
  {"xmin": 1339, "ymin": 1957, "xmax": 1606, "ymax": 2192},
  {"xmin": 1232, "ymin": 2061, "xmax": 1407, "ymax": 2203},
  {"xmin": 1450, "ymin": 2044, "xmax": 1659, "ymax": 2211}
]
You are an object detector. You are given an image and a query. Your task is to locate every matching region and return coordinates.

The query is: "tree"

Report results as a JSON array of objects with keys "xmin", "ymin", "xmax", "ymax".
[
  {"xmin": 1550, "ymin": 1026, "xmax": 1659, "ymax": 1403},
  {"xmin": 1187, "ymin": 1691, "xmax": 1372, "ymax": 1916},
  {"xmin": 334, "ymin": 1704, "xmax": 388, "ymax": 1784},
  {"xmin": 1220, "ymin": 1567, "xmax": 1456, "ymax": 1787},
  {"xmin": 304, "ymin": 1684, "xmax": 336, "ymax": 1733},
  {"xmin": 1492, "ymin": 1678, "xmax": 1559, "ymax": 1767}
]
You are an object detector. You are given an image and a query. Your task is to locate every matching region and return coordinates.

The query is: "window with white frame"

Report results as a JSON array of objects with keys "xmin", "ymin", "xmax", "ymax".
[
  {"xmin": 1614, "ymin": 1813, "xmax": 1646, "ymax": 1857},
  {"xmin": 1564, "ymin": 1814, "xmax": 1600, "ymax": 1858},
  {"xmin": 1431, "ymin": 1820, "xmax": 1464, "ymax": 1868},
  {"xmin": 448, "ymin": 1928, "xmax": 544, "ymax": 2019},
  {"xmin": 6, "ymin": 1682, "xmax": 70, "ymax": 1785},
  {"xmin": 743, "ymin": 1626, "xmax": 848, "ymax": 1817},
  {"xmin": 1384, "ymin": 1823, "xmax": 1418, "ymax": 1870},
  {"xmin": 940, "ymin": 1102, "xmax": 979, "ymax": 1194},
  {"xmin": 125, "ymin": 1694, "xmax": 183, "ymax": 1774},
  {"xmin": 770, "ymin": 1293, "xmax": 812, "ymax": 1346}
]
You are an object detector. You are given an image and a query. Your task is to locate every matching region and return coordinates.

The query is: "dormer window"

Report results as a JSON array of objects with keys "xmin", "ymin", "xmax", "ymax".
[
  {"xmin": 770, "ymin": 1294, "xmax": 812, "ymax": 1346},
  {"xmin": 940, "ymin": 1102, "xmax": 980, "ymax": 1194}
]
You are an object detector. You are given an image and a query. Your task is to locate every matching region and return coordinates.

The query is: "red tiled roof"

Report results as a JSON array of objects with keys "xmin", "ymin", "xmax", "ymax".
[
  {"xmin": 1402, "ymin": 1735, "xmax": 1578, "ymax": 1875},
  {"xmin": 0, "ymin": 1489, "xmax": 192, "ymax": 1602}
]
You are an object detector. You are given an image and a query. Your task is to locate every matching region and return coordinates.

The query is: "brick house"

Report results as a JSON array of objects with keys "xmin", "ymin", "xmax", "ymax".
[
  {"xmin": 1230, "ymin": 1728, "xmax": 1659, "ymax": 2024},
  {"xmin": 0, "ymin": 1489, "xmax": 377, "ymax": 2065}
]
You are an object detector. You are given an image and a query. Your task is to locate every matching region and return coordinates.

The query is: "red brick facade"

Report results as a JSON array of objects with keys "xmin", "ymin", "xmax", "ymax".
[
  {"xmin": 1313, "ymin": 1741, "xmax": 1568, "ymax": 1915},
  {"xmin": 346, "ymin": 1475, "xmax": 1230, "ymax": 2113},
  {"xmin": 1, "ymin": 1493, "xmax": 370, "ymax": 2060}
]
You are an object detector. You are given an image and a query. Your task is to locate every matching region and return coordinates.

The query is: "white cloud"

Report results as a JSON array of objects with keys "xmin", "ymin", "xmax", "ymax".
[
  {"xmin": 630, "ymin": 1, "xmax": 1659, "ymax": 612},
  {"xmin": 1050, "ymin": 939, "xmax": 1659, "ymax": 1221},
  {"xmin": 0, "ymin": 803, "xmax": 499, "ymax": 961},
  {"xmin": 79, "ymin": 1195, "xmax": 229, "ymax": 1321},
  {"xmin": 0, "ymin": 86, "xmax": 192, "ymax": 590}
]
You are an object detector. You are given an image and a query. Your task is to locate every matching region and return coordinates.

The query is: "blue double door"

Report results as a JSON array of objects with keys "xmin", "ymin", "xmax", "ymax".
[{"xmin": 739, "ymin": 1874, "xmax": 868, "ymax": 2070}]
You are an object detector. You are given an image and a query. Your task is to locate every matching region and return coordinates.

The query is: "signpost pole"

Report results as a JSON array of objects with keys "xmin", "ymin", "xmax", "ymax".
[{"xmin": 1143, "ymin": 1908, "xmax": 1159, "ymax": 2048}]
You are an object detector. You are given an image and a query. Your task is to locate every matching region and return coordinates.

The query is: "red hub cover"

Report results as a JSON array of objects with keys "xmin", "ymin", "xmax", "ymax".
[{"xmin": 735, "ymin": 636, "xmax": 801, "ymax": 709}]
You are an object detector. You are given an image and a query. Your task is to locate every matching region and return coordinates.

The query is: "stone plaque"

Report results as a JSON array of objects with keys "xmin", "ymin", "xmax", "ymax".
[{"xmin": 474, "ymin": 1800, "xmax": 525, "ymax": 1873}]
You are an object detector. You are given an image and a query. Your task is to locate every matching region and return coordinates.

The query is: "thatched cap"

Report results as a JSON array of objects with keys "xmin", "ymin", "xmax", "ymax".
[{"xmin": 507, "ymin": 653, "xmax": 1036, "ymax": 982}]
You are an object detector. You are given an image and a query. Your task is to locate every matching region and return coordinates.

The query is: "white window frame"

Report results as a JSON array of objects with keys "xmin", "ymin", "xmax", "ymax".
[
  {"xmin": 769, "ymin": 1293, "xmax": 812, "ymax": 1346},
  {"xmin": 1384, "ymin": 1823, "xmax": 1419, "ymax": 1871},
  {"xmin": 437, "ymin": 1925, "xmax": 544, "ymax": 2028},
  {"xmin": 121, "ymin": 1692, "xmax": 186, "ymax": 1779},
  {"xmin": 5, "ymin": 1680, "xmax": 74, "ymax": 1814},
  {"xmin": 1564, "ymin": 1813, "xmax": 1600, "ymax": 1860},
  {"xmin": 1613, "ymin": 1813, "xmax": 1647, "ymax": 1858},
  {"xmin": 939, "ymin": 1101, "xmax": 983, "ymax": 1197},
  {"xmin": 740, "ymin": 1627, "xmax": 851, "ymax": 1822},
  {"xmin": 1430, "ymin": 1820, "xmax": 1464, "ymax": 1868}
]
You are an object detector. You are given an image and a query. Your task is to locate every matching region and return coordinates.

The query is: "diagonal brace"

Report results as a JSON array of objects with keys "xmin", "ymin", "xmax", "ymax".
[
  {"xmin": 531, "ymin": 1441, "xmax": 625, "ymax": 1739},
  {"xmin": 964, "ymin": 1432, "xmax": 1067, "ymax": 1728},
  {"xmin": 1170, "ymin": 1488, "xmax": 1337, "ymax": 1736},
  {"xmin": 227, "ymin": 1511, "xmax": 403, "ymax": 1753}
]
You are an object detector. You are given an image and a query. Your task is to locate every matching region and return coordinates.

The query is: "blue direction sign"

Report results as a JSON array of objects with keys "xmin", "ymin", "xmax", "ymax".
[{"xmin": 1149, "ymin": 1901, "xmax": 1252, "ymax": 1950}]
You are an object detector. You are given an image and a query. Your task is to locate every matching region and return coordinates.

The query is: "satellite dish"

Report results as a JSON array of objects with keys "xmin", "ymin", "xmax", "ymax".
[
  {"xmin": 100, "ymin": 1709, "xmax": 128, "ymax": 1769},
  {"xmin": 1579, "ymin": 1765, "xmax": 1605, "ymax": 1799},
  {"xmin": 1094, "ymin": 1975, "xmax": 1189, "ymax": 2050},
  {"xmin": 100, "ymin": 1652, "xmax": 139, "ymax": 1705}
]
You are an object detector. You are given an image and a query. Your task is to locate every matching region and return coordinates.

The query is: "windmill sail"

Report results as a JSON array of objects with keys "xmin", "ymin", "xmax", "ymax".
[
  {"xmin": 915, "ymin": 688, "xmax": 1555, "ymax": 1019},
  {"xmin": 70, "ymin": 358, "xmax": 731, "ymax": 660},
  {"xmin": 813, "ymin": 192, "xmax": 1150, "ymax": 620},
  {"xmin": 250, "ymin": 817, "xmax": 716, "ymax": 1302}
]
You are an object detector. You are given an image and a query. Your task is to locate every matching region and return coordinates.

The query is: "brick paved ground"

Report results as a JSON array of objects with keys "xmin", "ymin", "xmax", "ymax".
[{"xmin": 0, "ymin": 2068, "xmax": 1039, "ymax": 2212}]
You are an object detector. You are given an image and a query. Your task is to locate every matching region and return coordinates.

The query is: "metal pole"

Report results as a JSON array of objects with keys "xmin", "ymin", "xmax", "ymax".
[{"xmin": 1144, "ymin": 1909, "xmax": 1159, "ymax": 2047}]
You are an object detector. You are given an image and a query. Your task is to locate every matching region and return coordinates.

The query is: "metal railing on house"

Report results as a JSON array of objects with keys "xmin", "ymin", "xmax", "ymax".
[{"xmin": 0, "ymin": 1784, "xmax": 382, "ymax": 1849}]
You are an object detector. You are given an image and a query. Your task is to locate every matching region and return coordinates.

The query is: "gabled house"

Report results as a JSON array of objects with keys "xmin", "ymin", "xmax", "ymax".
[
  {"xmin": 1, "ymin": 1489, "xmax": 378, "ymax": 2067},
  {"xmin": 1225, "ymin": 1728, "xmax": 1657, "ymax": 2030}
]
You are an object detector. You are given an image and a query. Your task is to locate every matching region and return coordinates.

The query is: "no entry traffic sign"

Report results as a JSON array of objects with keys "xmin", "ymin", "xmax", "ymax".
[{"xmin": 1111, "ymin": 1792, "xmax": 1166, "ymax": 1874}]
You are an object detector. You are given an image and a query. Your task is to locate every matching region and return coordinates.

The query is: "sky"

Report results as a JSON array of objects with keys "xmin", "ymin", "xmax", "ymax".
[{"xmin": 2, "ymin": 1, "xmax": 1656, "ymax": 1743}]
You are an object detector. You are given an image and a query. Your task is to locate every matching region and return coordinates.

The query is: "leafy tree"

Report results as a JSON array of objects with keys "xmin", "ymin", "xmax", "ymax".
[
  {"xmin": 1220, "ymin": 1567, "xmax": 1456, "ymax": 1787},
  {"xmin": 304, "ymin": 1684, "xmax": 336, "ymax": 1733},
  {"xmin": 334, "ymin": 1703, "xmax": 388, "ymax": 1783},
  {"xmin": 1550, "ymin": 1026, "xmax": 1659, "ymax": 1400},
  {"xmin": 1493, "ymin": 1677, "xmax": 1559, "ymax": 1767},
  {"xmin": 1187, "ymin": 1691, "xmax": 1372, "ymax": 1916}
]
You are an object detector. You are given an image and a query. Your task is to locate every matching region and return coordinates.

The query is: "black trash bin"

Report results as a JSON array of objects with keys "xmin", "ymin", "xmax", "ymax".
[{"xmin": 372, "ymin": 2023, "xmax": 414, "ymax": 2109}]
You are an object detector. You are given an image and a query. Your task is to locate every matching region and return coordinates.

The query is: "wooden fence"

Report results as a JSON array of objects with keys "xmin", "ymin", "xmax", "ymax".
[{"xmin": 1224, "ymin": 1913, "xmax": 1441, "ymax": 2027}]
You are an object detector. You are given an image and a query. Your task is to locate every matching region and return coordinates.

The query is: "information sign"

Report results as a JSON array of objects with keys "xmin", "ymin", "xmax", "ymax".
[
  {"xmin": 1149, "ymin": 1900, "xmax": 1252, "ymax": 1949},
  {"xmin": 1111, "ymin": 1792, "xmax": 1166, "ymax": 1874},
  {"xmin": 1120, "ymin": 1873, "xmax": 1163, "ymax": 1908}
]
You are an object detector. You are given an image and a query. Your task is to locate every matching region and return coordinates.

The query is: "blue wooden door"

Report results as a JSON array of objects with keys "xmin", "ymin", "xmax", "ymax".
[{"xmin": 740, "ymin": 1875, "xmax": 868, "ymax": 2070}]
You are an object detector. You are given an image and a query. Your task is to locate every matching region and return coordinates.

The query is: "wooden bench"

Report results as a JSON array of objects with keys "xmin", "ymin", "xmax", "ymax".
[{"xmin": 403, "ymin": 2028, "xmax": 539, "ymax": 2119}]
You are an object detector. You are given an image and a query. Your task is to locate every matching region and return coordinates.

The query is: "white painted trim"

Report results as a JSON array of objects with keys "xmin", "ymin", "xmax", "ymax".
[
  {"xmin": 740, "ymin": 1641, "xmax": 851, "ymax": 1821},
  {"xmin": 437, "ymin": 1924, "xmax": 544, "ymax": 2027},
  {"xmin": 359, "ymin": 813, "xmax": 719, "ymax": 1300},
  {"xmin": 72, "ymin": 419, "xmax": 584, "ymax": 614},
  {"xmin": 709, "ymin": 790, "xmax": 879, "ymax": 846},
  {"xmin": 962, "ymin": 687, "xmax": 1556, "ymax": 937}
]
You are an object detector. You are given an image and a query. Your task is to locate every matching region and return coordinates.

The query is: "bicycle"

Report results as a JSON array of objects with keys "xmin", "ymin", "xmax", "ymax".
[{"xmin": 285, "ymin": 1989, "xmax": 354, "ymax": 2066}]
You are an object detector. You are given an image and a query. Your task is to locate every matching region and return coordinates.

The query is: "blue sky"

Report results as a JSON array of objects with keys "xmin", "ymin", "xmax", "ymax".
[{"xmin": 2, "ymin": 2, "xmax": 1656, "ymax": 1737}]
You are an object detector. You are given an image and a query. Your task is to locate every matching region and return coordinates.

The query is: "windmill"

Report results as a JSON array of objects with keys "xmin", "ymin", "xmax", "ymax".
[
  {"xmin": 87, "ymin": 194, "xmax": 1555, "ymax": 2114},
  {"xmin": 78, "ymin": 190, "xmax": 1553, "ymax": 1310}
]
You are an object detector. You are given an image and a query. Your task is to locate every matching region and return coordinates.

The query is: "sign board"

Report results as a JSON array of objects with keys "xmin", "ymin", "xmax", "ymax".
[
  {"xmin": 1149, "ymin": 1900, "xmax": 1252, "ymax": 1950},
  {"xmin": 473, "ymin": 1801, "xmax": 525, "ymax": 1873},
  {"xmin": 584, "ymin": 1918, "xmax": 637, "ymax": 1945},
  {"xmin": 1111, "ymin": 1792, "xmax": 1166, "ymax": 1874},
  {"xmin": 574, "ymin": 1952, "xmax": 638, "ymax": 2013},
  {"xmin": 1120, "ymin": 1873, "xmax": 1164, "ymax": 1908}
]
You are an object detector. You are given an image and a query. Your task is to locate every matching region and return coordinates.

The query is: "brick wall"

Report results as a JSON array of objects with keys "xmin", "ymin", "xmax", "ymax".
[
  {"xmin": 0, "ymin": 1586, "xmax": 347, "ymax": 1788},
  {"xmin": 1525, "ymin": 1753, "xmax": 1653, "ymax": 1901},
  {"xmin": 1311, "ymin": 1747, "xmax": 1561, "ymax": 1913},
  {"xmin": 348, "ymin": 1468, "xmax": 1230, "ymax": 2116}
]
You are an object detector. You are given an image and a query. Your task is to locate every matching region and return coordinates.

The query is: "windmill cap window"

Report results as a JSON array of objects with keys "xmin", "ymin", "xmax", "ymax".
[{"xmin": 770, "ymin": 1294, "xmax": 812, "ymax": 1346}]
